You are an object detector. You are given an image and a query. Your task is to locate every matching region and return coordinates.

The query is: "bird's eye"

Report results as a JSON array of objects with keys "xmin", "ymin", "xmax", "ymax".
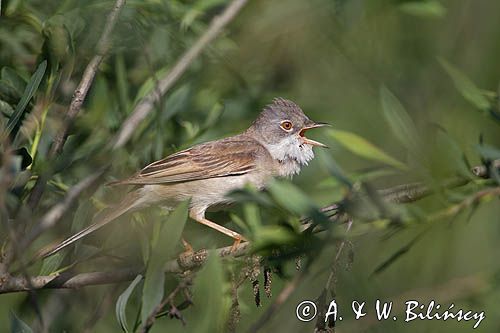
[{"xmin": 280, "ymin": 121, "xmax": 293, "ymax": 131}]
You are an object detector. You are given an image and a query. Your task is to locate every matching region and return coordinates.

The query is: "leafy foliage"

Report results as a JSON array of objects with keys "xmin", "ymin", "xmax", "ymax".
[
  {"xmin": 141, "ymin": 200, "xmax": 189, "ymax": 324},
  {"xmin": 0, "ymin": 1, "xmax": 499, "ymax": 332},
  {"xmin": 116, "ymin": 274, "xmax": 143, "ymax": 333}
]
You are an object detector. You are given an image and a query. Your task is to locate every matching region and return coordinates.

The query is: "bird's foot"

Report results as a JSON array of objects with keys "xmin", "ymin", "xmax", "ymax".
[{"xmin": 180, "ymin": 237, "xmax": 194, "ymax": 256}]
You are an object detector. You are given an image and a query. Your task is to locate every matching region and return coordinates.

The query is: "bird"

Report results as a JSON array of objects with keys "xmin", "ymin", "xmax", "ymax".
[{"xmin": 41, "ymin": 97, "xmax": 329, "ymax": 258}]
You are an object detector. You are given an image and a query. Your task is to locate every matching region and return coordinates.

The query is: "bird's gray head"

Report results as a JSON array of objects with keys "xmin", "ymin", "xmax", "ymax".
[{"xmin": 247, "ymin": 97, "xmax": 329, "ymax": 176}]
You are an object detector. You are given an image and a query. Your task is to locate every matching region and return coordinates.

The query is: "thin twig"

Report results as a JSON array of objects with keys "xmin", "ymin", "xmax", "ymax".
[
  {"xmin": 112, "ymin": 0, "xmax": 249, "ymax": 149},
  {"xmin": 315, "ymin": 219, "xmax": 353, "ymax": 332},
  {"xmin": 50, "ymin": 0, "xmax": 126, "ymax": 156},
  {"xmin": 21, "ymin": 169, "xmax": 105, "ymax": 249},
  {"xmin": 140, "ymin": 281, "xmax": 190, "ymax": 332},
  {"xmin": 247, "ymin": 271, "xmax": 305, "ymax": 333},
  {"xmin": 28, "ymin": 0, "xmax": 126, "ymax": 209}
]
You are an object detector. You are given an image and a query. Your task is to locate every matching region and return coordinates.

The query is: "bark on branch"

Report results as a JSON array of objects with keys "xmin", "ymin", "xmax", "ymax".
[{"xmin": 0, "ymin": 243, "xmax": 250, "ymax": 294}]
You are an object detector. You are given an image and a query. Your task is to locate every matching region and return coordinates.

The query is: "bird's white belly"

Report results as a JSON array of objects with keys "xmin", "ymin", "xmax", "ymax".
[{"xmin": 139, "ymin": 172, "xmax": 270, "ymax": 211}]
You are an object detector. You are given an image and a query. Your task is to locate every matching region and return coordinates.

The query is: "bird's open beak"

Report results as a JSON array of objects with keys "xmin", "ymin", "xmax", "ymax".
[{"xmin": 299, "ymin": 122, "xmax": 330, "ymax": 148}]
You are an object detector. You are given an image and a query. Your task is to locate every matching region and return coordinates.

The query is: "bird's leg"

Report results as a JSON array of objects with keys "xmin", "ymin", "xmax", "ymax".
[
  {"xmin": 189, "ymin": 209, "xmax": 247, "ymax": 251},
  {"xmin": 230, "ymin": 236, "xmax": 242, "ymax": 253}
]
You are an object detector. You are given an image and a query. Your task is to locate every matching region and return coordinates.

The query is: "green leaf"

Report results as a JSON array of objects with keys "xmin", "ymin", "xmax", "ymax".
[
  {"xmin": 0, "ymin": 81, "xmax": 21, "ymax": 105},
  {"xmin": 439, "ymin": 58, "xmax": 490, "ymax": 111},
  {"xmin": 5, "ymin": 60, "xmax": 47, "ymax": 140},
  {"xmin": 181, "ymin": 0, "xmax": 228, "ymax": 29},
  {"xmin": 0, "ymin": 99, "xmax": 14, "ymax": 118},
  {"xmin": 228, "ymin": 185, "xmax": 274, "ymax": 207},
  {"xmin": 318, "ymin": 168, "xmax": 395, "ymax": 190},
  {"xmin": 116, "ymin": 274, "xmax": 143, "ymax": 333},
  {"xmin": 115, "ymin": 53, "xmax": 130, "ymax": 112},
  {"xmin": 328, "ymin": 129, "xmax": 407, "ymax": 170},
  {"xmin": 191, "ymin": 253, "xmax": 227, "ymax": 333},
  {"xmin": 380, "ymin": 86, "xmax": 420, "ymax": 152},
  {"xmin": 476, "ymin": 144, "xmax": 500, "ymax": 161},
  {"xmin": 10, "ymin": 312, "xmax": 33, "ymax": 333},
  {"xmin": 268, "ymin": 180, "xmax": 316, "ymax": 215},
  {"xmin": 162, "ymin": 84, "xmax": 190, "ymax": 121},
  {"xmin": 203, "ymin": 101, "xmax": 225, "ymax": 129},
  {"xmin": 253, "ymin": 225, "xmax": 297, "ymax": 249},
  {"xmin": 141, "ymin": 200, "xmax": 189, "ymax": 324},
  {"xmin": 372, "ymin": 233, "xmax": 423, "ymax": 275},
  {"xmin": 43, "ymin": 16, "xmax": 72, "ymax": 62},
  {"xmin": 1, "ymin": 67, "xmax": 27, "ymax": 95},
  {"xmin": 39, "ymin": 252, "xmax": 65, "ymax": 276},
  {"xmin": 133, "ymin": 66, "xmax": 169, "ymax": 105},
  {"xmin": 229, "ymin": 213, "xmax": 251, "ymax": 235},
  {"xmin": 317, "ymin": 149, "xmax": 353, "ymax": 188},
  {"xmin": 399, "ymin": 1, "xmax": 446, "ymax": 18},
  {"xmin": 242, "ymin": 202, "xmax": 261, "ymax": 235}
]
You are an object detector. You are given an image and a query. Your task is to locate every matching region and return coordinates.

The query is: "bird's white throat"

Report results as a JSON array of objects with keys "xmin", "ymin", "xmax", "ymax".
[{"xmin": 263, "ymin": 135, "xmax": 315, "ymax": 177}]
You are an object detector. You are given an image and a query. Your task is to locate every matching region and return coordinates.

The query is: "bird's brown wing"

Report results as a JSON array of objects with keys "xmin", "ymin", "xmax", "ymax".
[{"xmin": 112, "ymin": 136, "xmax": 264, "ymax": 185}]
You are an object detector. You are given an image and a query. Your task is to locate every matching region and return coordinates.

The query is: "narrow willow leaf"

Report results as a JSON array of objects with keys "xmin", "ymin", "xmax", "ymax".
[
  {"xmin": 243, "ymin": 202, "xmax": 262, "ymax": 233},
  {"xmin": 115, "ymin": 53, "xmax": 130, "ymax": 112},
  {"xmin": 181, "ymin": 0, "xmax": 227, "ymax": 29},
  {"xmin": 162, "ymin": 84, "xmax": 190, "ymax": 121},
  {"xmin": 433, "ymin": 128, "xmax": 472, "ymax": 178},
  {"xmin": 39, "ymin": 252, "xmax": 65, "ymax": 276},
  {"xmin": 5, "ymin": 60, "xmax": 47, "ymax": 139},
  {"xmin": 476, "ymin": 144, "xmax": 500, "ymax": 160},
  {"xmin": 203, "ymin": 102, "xmax": 224, "ymax": 129},
  {"xmin": 399, "ymin": 1, "xmax": 446, "ymax": 18},
  {"xmin": 439, "ymin": 58, "xmax": 490, "ymax": 111},
  {"xmin": 1, "ymin": 67, "xmax": 27, "ymax": 95},
  {"xmin": 133, "ymin": 66, "xmax": 169, "ymax": 104},
  {"xmin": 329, "ymin": 129, "xmax": 407, "ymax": 170},
  {"xmin": 10, "ymin": 312, "xmax": 33, "ymax": 333},
  {"xmin": 0, "ymin": 99, "xmax": 14, "ymax": 117},
  {"xmin": 317, "ymin": 149, "xmax": 353, "ymax": 188},
  {"xmin": 141, "ymin": 200, "xmax": 189, "ymax": 324},
  {"xmin": 116, "ymin": 274, "xmax": 143, "ymax": 333},
  {"xmin": 229, "ymin": 213, "xmax": 251, "ymax": 235},
  {"xmin": 0, "ymin": 81, "xmax": 21, "ymax": 105},
  {"xmin": 191, "ymin": 253, "xmax": 227, "ymax": 333},
  {"xmin": 372, "ymin": 233, "xmax": 423, "ymax": 275},
  {"xmin": 253, "ymin": 225, "xmax": 297, "ymax": 248},
  {"xmin": 380, "ymin": 86, "xmax": 420, "ymax": 152},
  {"xmin": 268, "ymin": 180, "xmax": 316, "ymax": 215}
]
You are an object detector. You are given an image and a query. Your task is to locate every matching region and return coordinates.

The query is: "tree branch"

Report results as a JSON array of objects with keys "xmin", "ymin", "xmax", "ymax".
[
  {"xmin": 0, "ymin": 243, "xmax": 251, "ymax": 294},
  {"xmin": 112, "ymin": 0, "xmax": 249, "ymax": 149},
  {"xmin": 28, "ymin": 0, "xmax": 126, "ymax": 209},
  {"xmin": 3, "ymin": 168, "xmax": 497, "ymax": 294},
  {"xmin": 50, "ymin": 0, "xmax": 126, "ymax": 157}
]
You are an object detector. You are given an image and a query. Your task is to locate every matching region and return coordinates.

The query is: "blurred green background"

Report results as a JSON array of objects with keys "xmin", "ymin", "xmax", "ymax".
[{"xmin": 1, "ymin": 0, "xmax": 499, "ymax": 332}]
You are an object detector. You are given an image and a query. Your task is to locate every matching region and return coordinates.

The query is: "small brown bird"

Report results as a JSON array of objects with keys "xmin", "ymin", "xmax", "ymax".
[{"xmin": 42, "ymin": 98, "xmax": 328, "ymax": 257}]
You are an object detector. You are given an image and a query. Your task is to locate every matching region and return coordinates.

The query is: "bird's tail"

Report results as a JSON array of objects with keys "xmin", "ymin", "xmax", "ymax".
[{"xmin": 41, "ymin": 190, "xmax": 142, "ymax": 258}]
